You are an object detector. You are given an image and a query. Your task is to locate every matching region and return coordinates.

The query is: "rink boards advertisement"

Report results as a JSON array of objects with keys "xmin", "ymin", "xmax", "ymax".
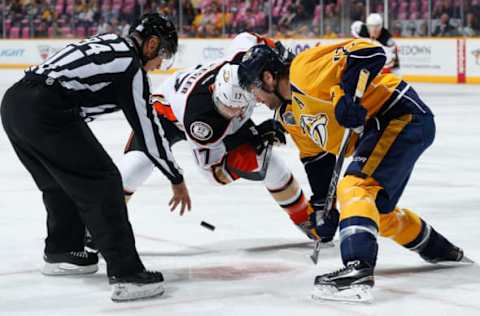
[
  {"xmin": 0, "ymin": 37, "xmax": 478, "ymax": 84},
  {"xmin": 0, "ymin": 40, "xmax": 69, "ymax": 68},
  {"xmin": 395, "ymin": 38, "xmax": 459, "ymax": 83},
  {"xmin": 466, "ymin": 39, "xmax": 480, "ymax": 84},
  {"xmin": 173, "ymin": 38, "xmax": 340, "ymax": 70}
]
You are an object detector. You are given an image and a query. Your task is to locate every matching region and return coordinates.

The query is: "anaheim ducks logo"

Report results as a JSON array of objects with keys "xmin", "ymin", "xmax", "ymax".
[{"xmin": 300, "ymin": 114, "xmax": 329, "ymax": 148}]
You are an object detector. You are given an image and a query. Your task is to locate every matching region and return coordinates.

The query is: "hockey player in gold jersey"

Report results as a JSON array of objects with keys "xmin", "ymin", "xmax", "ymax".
[
  {"xmin": 275, "ymin": 97, "xmax": 340, "ymax": 244},
  {"xmin": 238, "ymin": 38, "xmax": 469, "ymax": 302}
]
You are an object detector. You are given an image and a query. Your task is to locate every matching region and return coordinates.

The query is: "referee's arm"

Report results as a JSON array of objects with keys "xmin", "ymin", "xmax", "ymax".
[{"xmin": 118, "ymin": 67, "xmax": 184, "ymax": 185}]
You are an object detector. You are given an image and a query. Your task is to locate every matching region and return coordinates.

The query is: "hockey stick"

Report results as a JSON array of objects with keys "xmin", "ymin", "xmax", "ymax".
[
  {"xmin": 310, "ymin": 68, "xmax": 370, "ymax": 264},
  {"xmin": 228, "ymin": 139, "xmax": 274, "ymax": 181},
  {"xmin": 228, "ymin": 111, "xmax": 280, "ymax": 181}
]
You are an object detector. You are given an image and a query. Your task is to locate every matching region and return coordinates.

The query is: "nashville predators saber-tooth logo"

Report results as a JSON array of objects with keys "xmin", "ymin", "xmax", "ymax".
[{"xmin": 300, "ymin": 114, "xmax": 329, "ymax": 148}]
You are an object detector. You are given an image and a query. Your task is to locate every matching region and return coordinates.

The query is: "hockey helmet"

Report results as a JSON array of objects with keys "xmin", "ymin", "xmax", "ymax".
[
  {"xmin": 213, "ymin": 63, "xmax": 255, "ymax": 111},
  {"xmin": 130, "ymin": 13, "xmax": 178, "ymax": 62},
  {"xmin": 366, "ymin": 13, "xmax": 383, "ymax": 27},
  {"xmin": 238, "ymin": 43, "xmax": 294, "ymax": 92}
]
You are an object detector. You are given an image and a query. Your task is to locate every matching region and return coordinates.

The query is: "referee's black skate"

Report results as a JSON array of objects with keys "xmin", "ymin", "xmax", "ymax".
[
  {"xmin": 109, "ymin": 270, "xmax": 165, "ymax": 302},
  {"xmin": 42, "ymin": 251, "xmax": 99, "ymax": 276},
  {"xmin": 312, "ymin": 260, "xmax": 374, "ymax": 303},
  {"xmin": 84, "ymin": 230, "xmax": 98, "ymax": 254}
]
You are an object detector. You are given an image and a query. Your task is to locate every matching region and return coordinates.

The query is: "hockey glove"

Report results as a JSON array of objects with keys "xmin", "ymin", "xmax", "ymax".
[
  {"xmin": 334, "ymin": 95, "xmax": 367, "ymax": 132},
  {"xmin": 224, "ymin": 119, "xmax": 286, "ymax": 154},
  {"xmin": 256, "ymin": 119, "xmax": 287, "ymax": 147},
  {"xmin": 297, "ymin": 199, "xmax": 339, "ymax": 242},
  {"xmin": 224, "ymin": 120, "xmax": 260, "ymax": 152}
]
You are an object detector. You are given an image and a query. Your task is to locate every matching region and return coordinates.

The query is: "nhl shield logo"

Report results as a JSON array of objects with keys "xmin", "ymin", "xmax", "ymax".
[
  {"xmin": 282, "ymin": 111, "xmax": 296, "ymax": 125},
  {"xmin": 37, "ymin": 45, "xmax": 61, "ymax": 61},
  {"xmin": 300, "ymin": 114, "xmax": 329, "ymax": 148},
  {"xmin": 38, "ymin": 45, "xmax": 51, "ymax": 60}
]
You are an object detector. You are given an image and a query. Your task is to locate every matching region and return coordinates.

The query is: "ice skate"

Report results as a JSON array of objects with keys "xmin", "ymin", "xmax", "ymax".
[
  {"xmin": 109, "ymin": 270, "xmax": 165, "ymax": 302},
  {"xmin": 312, "ymin": 261, "xmax": 374, "ymax": 303},
  {"xmin": 417, "ymin": 228, "xmax": 474, "ymax": 265},
  {"xmin": 42, "ymin": 251, "xmax": 98, "ymax": 276}
]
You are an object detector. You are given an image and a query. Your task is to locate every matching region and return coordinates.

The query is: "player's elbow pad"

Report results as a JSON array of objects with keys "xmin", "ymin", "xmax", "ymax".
[{"xmin": 346, "ymin": 47, "xmax": 387, "ymax": 86}]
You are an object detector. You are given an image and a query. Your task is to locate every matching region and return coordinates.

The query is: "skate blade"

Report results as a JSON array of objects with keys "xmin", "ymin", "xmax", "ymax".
[
  {"xmin": 42, "ymin": 262, "xmax": 98, "ymax": 276},
  {"xmin": 311, "ymin": 284, "xmax": 373, "ymax": 304},
  {"xmin": 433, "ymin": 255, "xmax": 476, "ymax": 265},
  {"xmin": 460, "ymin": 255, "xmax": 475, "ymax": 264},
  {"xmin": 111, "ymin": 282, "xmax": 165, "ymax": 302},
  {"xmin": 310, "ymin": 241, "xmax": 334, "ymax": 264}
]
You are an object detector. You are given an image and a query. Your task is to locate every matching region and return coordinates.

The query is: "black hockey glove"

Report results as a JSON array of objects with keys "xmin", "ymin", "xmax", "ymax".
[
  {"xmin": 224, "ymin": 119, "xmax": 286, "ymax": 154},
  {"xmin": 297, "ymin": 199, "xmax": 339, "ymax": 242},
  {"xmin": 256, "ymin": 119, "xmax": 287, "ymax": 147}
]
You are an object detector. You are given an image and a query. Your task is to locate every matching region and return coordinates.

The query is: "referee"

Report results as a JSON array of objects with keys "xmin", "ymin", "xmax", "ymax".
[{"xmin": 0, "ymin": 13, "xmax": 189, "ymax": 302}]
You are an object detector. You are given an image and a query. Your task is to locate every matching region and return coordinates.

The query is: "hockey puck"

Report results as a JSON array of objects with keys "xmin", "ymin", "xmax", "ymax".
[{"xmin": 200, "ymin": 221, "xmax": 215, "ymax": 231}]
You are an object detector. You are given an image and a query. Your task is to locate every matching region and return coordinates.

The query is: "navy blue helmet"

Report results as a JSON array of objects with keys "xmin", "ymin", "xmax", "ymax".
[{"xmin": 238, "ymin": 42, "xmax": 295, "ymax": 91}]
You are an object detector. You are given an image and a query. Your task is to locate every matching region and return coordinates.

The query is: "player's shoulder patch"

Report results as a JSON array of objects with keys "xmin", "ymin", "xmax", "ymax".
[
  {"xmin": 190, "ymin": 121, "xmax": 214, "ymax": 142},
  {"xmin": 184, "ymin": 93, "xmax": 230, "ymax": 145},
  {"xmin": 282, "ymin": 111, "xmax": 296, "ymax": 125}
]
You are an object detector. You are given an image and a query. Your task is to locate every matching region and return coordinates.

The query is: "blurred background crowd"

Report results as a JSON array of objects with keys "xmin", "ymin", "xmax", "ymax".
[{"xmin": 1, "ymin": 0, "xmax": 479, "ymax": 38}]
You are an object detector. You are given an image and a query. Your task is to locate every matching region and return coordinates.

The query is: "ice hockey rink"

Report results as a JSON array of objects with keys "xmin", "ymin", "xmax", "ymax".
[{"xmin": 0, "ymin": 69, "xmax": 479, "ymax": 316}]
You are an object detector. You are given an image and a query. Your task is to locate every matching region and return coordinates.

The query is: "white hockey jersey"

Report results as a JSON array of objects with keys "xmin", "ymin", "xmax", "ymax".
[{"xmin": 153, "ymin": 32, "xmax": 265, "ymax": 169}]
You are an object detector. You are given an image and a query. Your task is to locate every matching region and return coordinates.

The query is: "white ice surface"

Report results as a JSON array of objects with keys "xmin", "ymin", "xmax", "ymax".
[{"xmin": 0, "ymin": 70, "xmax": 479, "ymax": 316}]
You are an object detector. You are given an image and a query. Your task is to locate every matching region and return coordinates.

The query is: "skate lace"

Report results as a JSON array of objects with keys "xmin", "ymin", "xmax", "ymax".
[
  {"xmin": 324, "ymin": 262, "xmax": 358, "ymax": 278},
  {"xmin": 144, "ymin": 270, "xmax": 162, "ymax": 277},
  {"xmin": 325, "ymin": 266, "xmax": 350, "ymax": 278},
  {"xmin": 69, "ymin": 251, "xmax": 88, "ymax": 258}
]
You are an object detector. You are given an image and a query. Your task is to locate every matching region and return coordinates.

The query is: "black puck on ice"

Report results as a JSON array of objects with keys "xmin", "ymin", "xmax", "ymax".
[{"xmin": 201, "ymin": 221, "xmax": 215, "ymax": 231}]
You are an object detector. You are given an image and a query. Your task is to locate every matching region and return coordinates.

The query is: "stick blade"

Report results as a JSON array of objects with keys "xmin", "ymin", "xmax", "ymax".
[{"xmin": 310, "ymin": 241, "xmax": 322, "ymax": 264}]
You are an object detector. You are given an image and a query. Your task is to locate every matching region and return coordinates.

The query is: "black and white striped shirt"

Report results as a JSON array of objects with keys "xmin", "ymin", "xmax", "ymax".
[{"xmin": 27, "ymin": 33, "xmax": 183, "ymax": 184}]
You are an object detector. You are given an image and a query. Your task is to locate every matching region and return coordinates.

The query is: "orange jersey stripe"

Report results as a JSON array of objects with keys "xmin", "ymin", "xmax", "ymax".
[{"xmin": 153, "ymin": 101, "xmax": 177, "ymax": 122}]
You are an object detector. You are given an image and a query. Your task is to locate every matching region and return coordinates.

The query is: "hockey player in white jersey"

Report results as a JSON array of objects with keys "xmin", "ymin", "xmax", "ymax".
[
  {"xmin": 117, "ymin": 32, "xmax": 338, "ymax": 242},
  {"xmin": 351, "ymin": 13, "xmax": 400, "ymax": 74}
]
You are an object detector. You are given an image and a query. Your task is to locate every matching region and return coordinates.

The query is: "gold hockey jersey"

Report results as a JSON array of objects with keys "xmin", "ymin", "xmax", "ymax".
[{"xmin": 289, "ymin": 39, "xmax": 403, "ymax": 155}]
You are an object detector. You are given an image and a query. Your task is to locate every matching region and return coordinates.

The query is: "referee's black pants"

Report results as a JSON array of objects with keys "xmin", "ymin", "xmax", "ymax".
[{"xmin": 1, "ymin": 77, "xmax": 144, "ymax": 277}]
